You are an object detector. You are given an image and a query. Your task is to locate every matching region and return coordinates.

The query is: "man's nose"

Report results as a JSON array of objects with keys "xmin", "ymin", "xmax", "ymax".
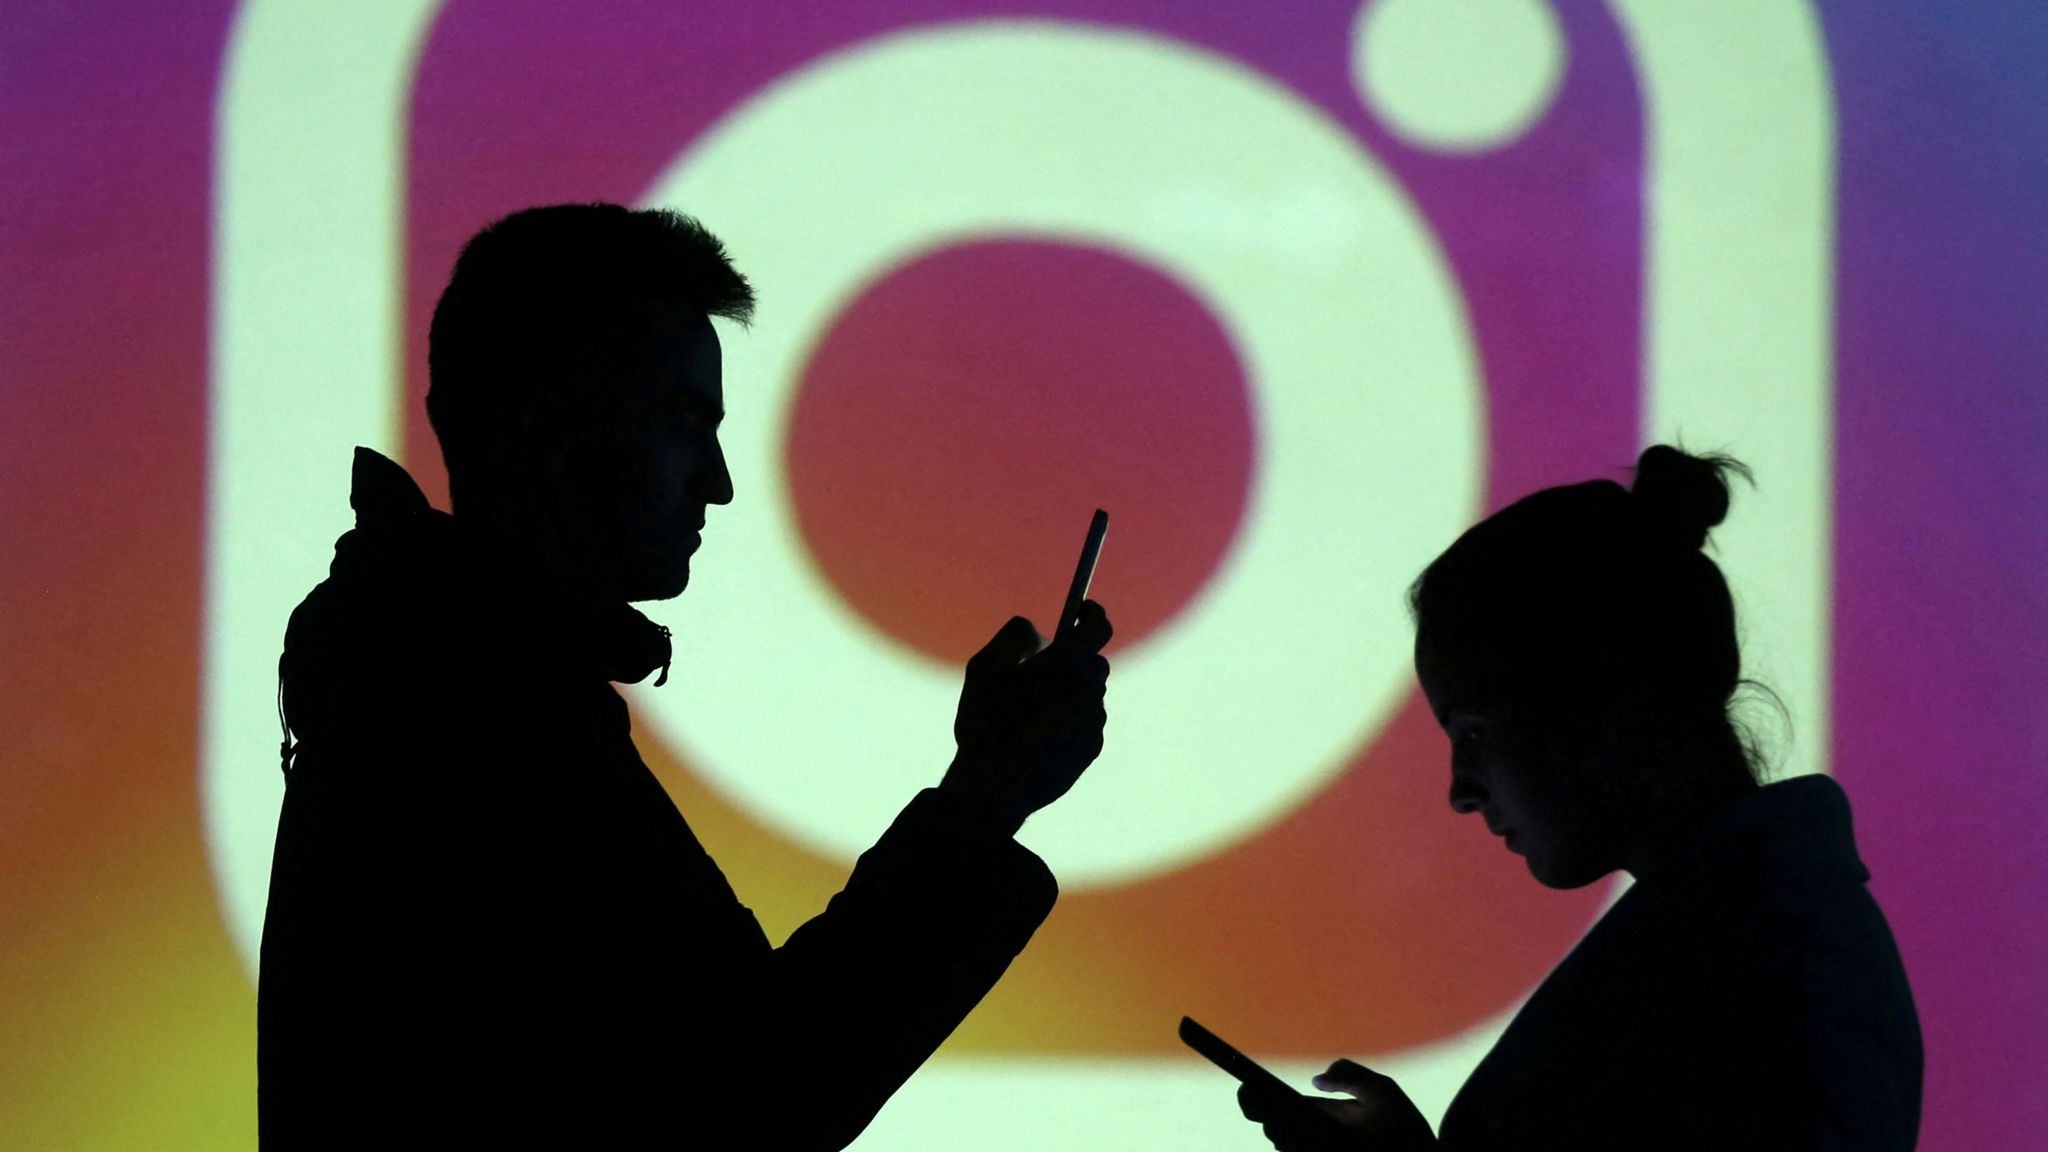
[{"xmin": 704, "ymin": 442, "xmax": 734, "ymax": 506}]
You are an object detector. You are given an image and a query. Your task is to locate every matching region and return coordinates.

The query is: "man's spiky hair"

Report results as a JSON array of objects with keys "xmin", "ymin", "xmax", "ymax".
[{"xmin": 425, "ymin": 203, "xmax": 754, "ymax": 498}]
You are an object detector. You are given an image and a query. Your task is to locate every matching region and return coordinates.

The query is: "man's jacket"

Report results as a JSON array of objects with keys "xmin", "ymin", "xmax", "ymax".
[{"xmin": 258, "ymin": 447, "xmax": 1058, "ymax": 1149}]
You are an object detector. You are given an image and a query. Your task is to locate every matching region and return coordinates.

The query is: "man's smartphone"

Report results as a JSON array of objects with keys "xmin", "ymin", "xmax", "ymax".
[
  {"xmin": 1052, "ymin": 508, "xmax": 1109, "ymax": 647},
  {"xmin": 1180, "ymin": 1016, "xmax": 1353, "ymax": 1143}
]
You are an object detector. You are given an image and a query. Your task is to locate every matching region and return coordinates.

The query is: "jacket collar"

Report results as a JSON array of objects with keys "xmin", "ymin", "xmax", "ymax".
[
  {"xmin": 350, "ymin": 444, "xmax": 434, "ymax": 522},
  {"xmin": 1634, "ymin": 773, "xmax": 1869, "ymax": 893},
  {"xmin": 348, "ymin": 446, "xmax": 673, "ymax": 687}
]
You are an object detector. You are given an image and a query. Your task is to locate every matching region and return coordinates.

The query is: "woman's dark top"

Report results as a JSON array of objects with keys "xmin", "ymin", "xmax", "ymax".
[{"xmin": 1438, "ymin": 774, "xmax": 1922, "ymax": 1150}]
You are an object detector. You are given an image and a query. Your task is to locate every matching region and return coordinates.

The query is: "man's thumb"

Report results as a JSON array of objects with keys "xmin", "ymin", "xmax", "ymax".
[{"xmin": 971, "ymin": 616, "xmax": 1042, "ymax": 669}]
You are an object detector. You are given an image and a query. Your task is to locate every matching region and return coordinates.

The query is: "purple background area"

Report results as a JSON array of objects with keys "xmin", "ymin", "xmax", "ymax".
[{"xmin": 1821, "ymin": 4, "xmax": 2048, "ymax": 1144}]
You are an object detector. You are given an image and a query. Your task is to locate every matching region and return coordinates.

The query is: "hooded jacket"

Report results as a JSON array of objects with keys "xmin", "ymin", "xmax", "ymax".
[
  {"xmin": 258, "ymin": 447, "xmax": 1057, "ymax": 1150},
  {"xmin": 1438, "ymin": 773, "xmax": 1923, "ymax": 1151}
]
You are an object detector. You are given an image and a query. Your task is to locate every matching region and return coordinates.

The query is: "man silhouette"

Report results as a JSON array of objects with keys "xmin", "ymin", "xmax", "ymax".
[{"xmin": 259, "ymin": 204, "xmax": 1113, "ymax": 1149}]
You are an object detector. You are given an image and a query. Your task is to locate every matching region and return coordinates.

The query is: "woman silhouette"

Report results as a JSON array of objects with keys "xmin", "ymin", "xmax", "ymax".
[{"xmin": 1238, "ymin": 446, "xmax": 1922, "ymax": 1151}]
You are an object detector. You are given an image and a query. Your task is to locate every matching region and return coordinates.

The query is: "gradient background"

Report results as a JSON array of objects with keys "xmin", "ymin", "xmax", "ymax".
[{"xmin": 4, "ymin": 1, "xmax": 2045, "ymax": 1149}]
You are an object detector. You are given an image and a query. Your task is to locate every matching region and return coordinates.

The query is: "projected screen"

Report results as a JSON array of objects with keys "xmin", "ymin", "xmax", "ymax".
[{"xmin": 6, "ymin": 2, "xmax": 2045, "ymax": 1149}]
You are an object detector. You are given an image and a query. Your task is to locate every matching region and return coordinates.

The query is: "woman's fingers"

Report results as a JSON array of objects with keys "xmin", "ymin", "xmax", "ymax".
[{"xmin": 1311, "ymin": 1058, "xmax": 1384, "ymax": 1097}]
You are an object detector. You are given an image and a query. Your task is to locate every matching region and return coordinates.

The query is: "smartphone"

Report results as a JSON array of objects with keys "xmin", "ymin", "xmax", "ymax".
[
  {"xmin": 1052, "ymin": 508, "xmax": 1110, "ymax": 647},
  {"xmin": 1179, "ymin": 1016, "xmax": 1302, "ymax": 1100},
  {"xmin": 1180, "ymin": 1016, "xmax": 1352, "ymax": 1142}
]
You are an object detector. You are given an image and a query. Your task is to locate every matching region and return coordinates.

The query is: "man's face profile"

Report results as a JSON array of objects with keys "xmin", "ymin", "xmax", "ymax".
[{"xmin": 563, "ymin": 303, "xmax": 731, "ymax": 604}]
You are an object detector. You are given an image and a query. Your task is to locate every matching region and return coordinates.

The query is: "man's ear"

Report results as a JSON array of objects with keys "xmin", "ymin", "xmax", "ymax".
[{"xmin": 493, "ymin": 393, "xmax": 573, "ymax": 485}]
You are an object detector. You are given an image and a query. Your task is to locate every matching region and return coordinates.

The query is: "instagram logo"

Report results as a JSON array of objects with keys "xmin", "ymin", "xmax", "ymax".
[{"xmin": 206, "ymin": 0, "xmax": 1832, "ymax": 1139}]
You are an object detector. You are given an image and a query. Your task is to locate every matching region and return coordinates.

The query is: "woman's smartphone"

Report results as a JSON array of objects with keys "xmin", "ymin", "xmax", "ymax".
[
  {"xmin": 1179, "ymin": 1016, "xmax": 1303, "ymax": 1101},
  {"xmin": 1180, "ymin": 1016, "xmax": 1353, "ymax": 1143}
]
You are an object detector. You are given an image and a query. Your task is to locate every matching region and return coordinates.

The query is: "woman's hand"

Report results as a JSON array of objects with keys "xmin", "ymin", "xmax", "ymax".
[{"xmin": 1237, "ymin": 1059, "xmax": 1435, "ymax": 1151}]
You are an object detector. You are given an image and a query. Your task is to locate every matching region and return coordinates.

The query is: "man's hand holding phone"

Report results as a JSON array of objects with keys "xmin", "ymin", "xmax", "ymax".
[{"xmin": 941, "ymin": 511, "xmax": 1114, "ymax": 836}]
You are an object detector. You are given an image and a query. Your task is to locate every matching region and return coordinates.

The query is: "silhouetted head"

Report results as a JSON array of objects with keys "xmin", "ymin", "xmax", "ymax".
[
  {"xmin": 425, "ymin": 203, "xmax": 755, "ymax": 602},
  {"xmin": 1410, "ymin": 446, "xmax": 1765, "ymax": 888}
]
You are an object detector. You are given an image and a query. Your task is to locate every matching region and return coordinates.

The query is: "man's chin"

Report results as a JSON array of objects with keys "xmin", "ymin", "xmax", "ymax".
[{"xmin": 624, "ymin": 560, "xmax": 690, "ymax": 603}]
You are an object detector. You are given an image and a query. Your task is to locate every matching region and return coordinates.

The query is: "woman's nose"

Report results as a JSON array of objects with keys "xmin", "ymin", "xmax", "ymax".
[{"xmin": 1448, "ymin": 773, "xmax": 1486, "ymax": 815}]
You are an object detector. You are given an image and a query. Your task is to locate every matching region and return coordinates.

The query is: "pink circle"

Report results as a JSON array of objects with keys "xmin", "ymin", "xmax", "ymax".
[{"xmin": 785, "ymin": 239, "xmax": 1257, "ymax": 663}]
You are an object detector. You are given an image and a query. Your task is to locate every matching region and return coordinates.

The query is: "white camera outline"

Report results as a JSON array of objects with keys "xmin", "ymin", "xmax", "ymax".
[{"xmin": 203, "ymin": 1, "xmax": 1834, "ymax": 1138}]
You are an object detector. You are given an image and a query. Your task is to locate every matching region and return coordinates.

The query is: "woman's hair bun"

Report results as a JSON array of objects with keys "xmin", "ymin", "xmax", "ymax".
[{"xmin": 1629, "ymin": 444, "xmax": 1751, "ymax": 550}]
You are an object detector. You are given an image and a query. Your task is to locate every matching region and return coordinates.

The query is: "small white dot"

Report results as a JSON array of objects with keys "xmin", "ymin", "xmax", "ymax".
[{"xmin": 1353, "ymin": 0, "xmax": 1568, "ymax": 153}]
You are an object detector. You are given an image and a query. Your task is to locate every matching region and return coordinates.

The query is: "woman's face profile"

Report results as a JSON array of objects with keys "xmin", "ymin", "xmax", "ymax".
[{"xmin": 1415, "ymin": 631, "xmax": 1625, "ymax": 890}]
